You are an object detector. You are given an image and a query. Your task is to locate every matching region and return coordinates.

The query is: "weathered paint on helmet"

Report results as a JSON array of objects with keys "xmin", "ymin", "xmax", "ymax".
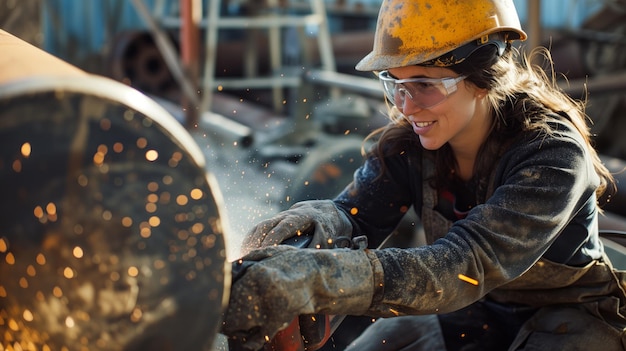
[{"xmin": 356, "ymin": 0, "xmax": 527, "ymax": 71}]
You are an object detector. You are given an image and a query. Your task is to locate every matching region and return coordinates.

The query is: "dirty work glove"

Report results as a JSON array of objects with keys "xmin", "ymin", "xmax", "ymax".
[
  {"xmin": 241, "ymin": 200, "xmax": 353, "ymax": 254},
  {"xmin": 221, "ymin": 245, "xmax": 381, "ymax": 351}
]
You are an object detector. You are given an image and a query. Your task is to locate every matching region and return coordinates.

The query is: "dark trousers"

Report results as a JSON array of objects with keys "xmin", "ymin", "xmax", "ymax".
[{"xmin": 439, "ymin": 299, "xmax": 537, "ymax": 351}]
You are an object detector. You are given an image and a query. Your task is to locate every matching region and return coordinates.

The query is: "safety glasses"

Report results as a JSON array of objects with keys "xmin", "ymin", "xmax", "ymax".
[{"xmin": 378, "ymin": 70, "xmax": 467, "ymax": 109}]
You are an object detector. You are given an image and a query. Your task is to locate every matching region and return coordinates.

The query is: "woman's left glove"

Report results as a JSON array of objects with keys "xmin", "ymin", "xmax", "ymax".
[
  {"xmin": 221, "ymin": 245, "xmax": 382, "ymax": 351},
  {"xmin": 240, "ymin": 200, "xmax": 353, "ymax": 254}
]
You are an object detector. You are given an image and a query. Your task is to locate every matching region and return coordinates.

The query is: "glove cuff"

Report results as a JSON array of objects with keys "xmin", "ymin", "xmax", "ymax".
[
  {"xmin": 365, "ymin": 249, "xmax": 385, "ymax": 305},
  {"xmin": 310, "ymin": 248, "xmax": 377, "ymax": 316}
]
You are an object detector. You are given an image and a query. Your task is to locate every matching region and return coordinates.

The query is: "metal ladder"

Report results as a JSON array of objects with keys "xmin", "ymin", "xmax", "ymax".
[{"xmin": 200, "ymin": 0, "xmax": 337, "ymax": 114}]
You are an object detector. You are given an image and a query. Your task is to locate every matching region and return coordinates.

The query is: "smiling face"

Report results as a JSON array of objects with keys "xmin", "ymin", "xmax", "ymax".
[{"xmin": 388, "ymin": 65, "xmax": 492, "ymax": 161}]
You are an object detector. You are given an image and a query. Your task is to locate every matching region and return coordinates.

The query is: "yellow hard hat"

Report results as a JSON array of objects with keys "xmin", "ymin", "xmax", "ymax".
[{"xmin": 356, "ymin": 0, "xmax": 527, "ymax": 71}]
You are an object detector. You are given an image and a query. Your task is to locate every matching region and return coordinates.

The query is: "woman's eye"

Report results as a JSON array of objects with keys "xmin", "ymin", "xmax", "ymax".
[{"xmin": 413, "ymin": 82, "xmax": 435, "ymax": 90}]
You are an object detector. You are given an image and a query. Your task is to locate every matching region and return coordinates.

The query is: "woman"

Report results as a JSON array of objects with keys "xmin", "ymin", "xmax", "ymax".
[{"xmin": 221, "ymin": 1, "xmax": 626, "ymax": 350}]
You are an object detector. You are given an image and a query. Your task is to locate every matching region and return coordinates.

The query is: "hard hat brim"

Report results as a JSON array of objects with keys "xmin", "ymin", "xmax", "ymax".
[{"xmin": 355, "ymin": 28, "xmax": 526, "ymax": 72}]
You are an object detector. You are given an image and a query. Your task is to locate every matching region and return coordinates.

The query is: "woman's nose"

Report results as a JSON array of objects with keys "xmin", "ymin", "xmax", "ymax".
[{"xmin": 401, "ymin": 96, "xmax": 423, "ymax": 115}]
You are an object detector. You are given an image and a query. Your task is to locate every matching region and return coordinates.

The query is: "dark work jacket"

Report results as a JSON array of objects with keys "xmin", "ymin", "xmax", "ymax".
[{"xmin": 334, "ymin": 116, "xmax": 626, "ymax": 323}]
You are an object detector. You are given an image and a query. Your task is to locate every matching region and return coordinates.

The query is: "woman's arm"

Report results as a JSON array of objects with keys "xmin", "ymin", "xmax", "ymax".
[
  {"xmin": 366, "ymin": 127, "xmax": 600, "ymax": 316},
  {"xmin": 334, "ymin": 149, "xmax": 420, "ymax": 248}
]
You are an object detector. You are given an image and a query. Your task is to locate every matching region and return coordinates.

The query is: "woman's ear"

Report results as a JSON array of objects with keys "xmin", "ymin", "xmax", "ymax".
[{"xmin": 475, "ymin": 88, "xmax": 489, "ymax": 99}]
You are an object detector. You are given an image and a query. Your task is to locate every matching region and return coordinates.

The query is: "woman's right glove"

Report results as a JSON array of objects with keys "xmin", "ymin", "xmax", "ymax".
[
  {"xmin": 221, "ymin": 245, "xmax": 383, "ymax": 351},
  {"xmin": 240, "ymin": 200, "xmax": 354, "ymax": 254}
]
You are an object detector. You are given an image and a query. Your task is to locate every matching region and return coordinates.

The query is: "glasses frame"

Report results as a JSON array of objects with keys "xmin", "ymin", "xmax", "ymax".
[{"xmin": 378, "ymin": 70, "xmax": 467, "ymax": 109}]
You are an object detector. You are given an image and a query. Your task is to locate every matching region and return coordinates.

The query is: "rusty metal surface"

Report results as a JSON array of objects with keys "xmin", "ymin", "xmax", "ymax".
[
  {"xmin": 0, "ymin": 29, "xmax": 233, "ymax": 350},
  {"xmin": 0, "ymin": 29, "xmax": 86, "ymax": 85},
  {"xmin": 0, "ymin": 74, "xmax": 228, "ymax": 350}
]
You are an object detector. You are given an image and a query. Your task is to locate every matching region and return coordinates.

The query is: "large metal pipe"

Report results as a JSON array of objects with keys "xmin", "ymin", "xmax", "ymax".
[
  {"xmin": 0, "ymin": 29, "xmax": 229, "ymax": 351},
  {"xmin": 0, "ymin": 29, "xmax": 87, "ymax": 84}
]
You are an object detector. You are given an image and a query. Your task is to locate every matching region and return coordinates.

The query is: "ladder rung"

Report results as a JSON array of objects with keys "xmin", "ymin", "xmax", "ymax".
[
  {"xmin": 305, "ymin": 69, "xmax": 382, "ymax": 97},
  {"xmin": 215, "ymin": 14, "xmax": 323, "ymax": 28},
  {"xmin": 213, "ymin": 76, "xmax": 302, "ymax": 89},
  {"xmin": 160, "ymin": 14, "xmax": 323, "ymax": 29}
]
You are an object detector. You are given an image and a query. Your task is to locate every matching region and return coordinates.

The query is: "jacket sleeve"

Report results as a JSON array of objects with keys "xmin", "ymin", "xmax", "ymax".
[
  {"xmin": 333, "ymin": 148, "xmax": 422, "ymax": 248},
  {"xmin": 359, "ymin": 125, "xmax": 601, "ymax": 317}
]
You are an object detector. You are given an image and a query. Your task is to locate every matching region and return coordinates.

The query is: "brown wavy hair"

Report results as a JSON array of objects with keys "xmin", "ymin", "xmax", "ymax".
[{"xmin": 365, "ymin": 44, "xmax": 616, "ymax": 205}]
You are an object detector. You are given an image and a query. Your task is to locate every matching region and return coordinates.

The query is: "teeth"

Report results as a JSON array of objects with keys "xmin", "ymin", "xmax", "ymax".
[{"xmin": 415, "ymin": 121, "xmax": 434, "ymax": 127}]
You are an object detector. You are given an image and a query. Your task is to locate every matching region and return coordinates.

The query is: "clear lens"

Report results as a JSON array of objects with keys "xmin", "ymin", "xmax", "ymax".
[{"xmin": 378, "ymin": 71, "xmax": 466, "ymax": 109}]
